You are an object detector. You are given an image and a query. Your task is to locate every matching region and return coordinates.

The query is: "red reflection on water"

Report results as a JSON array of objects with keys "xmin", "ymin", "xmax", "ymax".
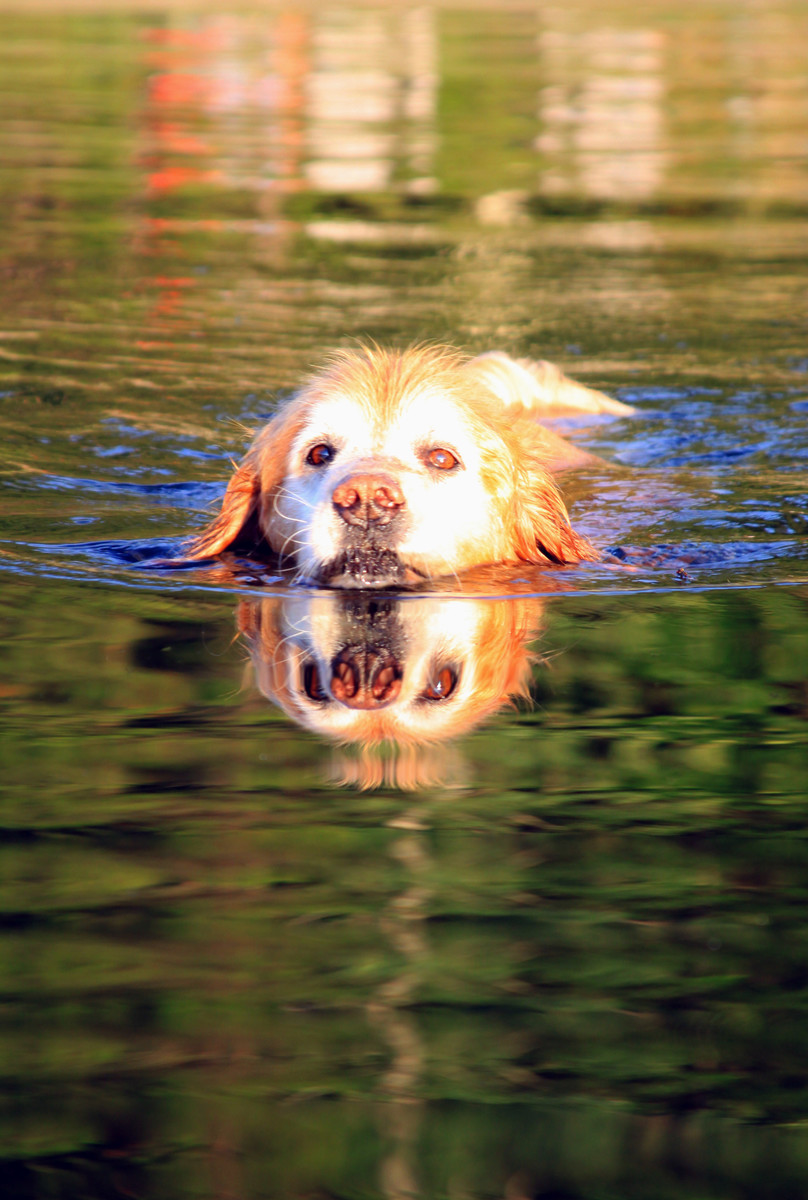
[{"xmin": 134, "ymin": 14, "xmax": 310, "ymax": 347}]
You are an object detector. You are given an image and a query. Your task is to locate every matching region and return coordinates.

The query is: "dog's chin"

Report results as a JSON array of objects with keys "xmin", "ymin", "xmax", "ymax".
[{"xmin": 314, "ymin": 547, "xmax": 424, "ymax": 590}]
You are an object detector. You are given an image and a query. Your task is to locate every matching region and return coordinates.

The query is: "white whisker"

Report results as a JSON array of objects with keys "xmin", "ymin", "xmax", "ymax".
[{"xmin": 274, "ymin": 483, "xmax": 317, "ymax": 514}]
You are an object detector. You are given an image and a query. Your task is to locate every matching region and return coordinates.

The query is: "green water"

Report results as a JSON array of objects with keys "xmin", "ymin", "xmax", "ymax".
[{"xmin": 2, "ymin": 3, "xmax": 808, "ymax": 1197}]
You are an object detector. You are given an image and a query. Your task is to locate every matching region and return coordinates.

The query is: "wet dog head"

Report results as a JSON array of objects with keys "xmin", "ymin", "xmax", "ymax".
[{"xmin": 190, "ymin": 345, "xmax": 596, "ymax": 586}]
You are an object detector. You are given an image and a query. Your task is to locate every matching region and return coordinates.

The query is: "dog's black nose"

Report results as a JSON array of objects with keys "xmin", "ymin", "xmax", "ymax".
[{"xmin": 332, "ymin": 472, "xmax": 405, "ymax": 527}]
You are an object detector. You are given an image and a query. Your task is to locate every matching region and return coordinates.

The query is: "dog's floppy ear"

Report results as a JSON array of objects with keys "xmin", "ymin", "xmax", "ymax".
[
  {"xmin": 189, "ymin": 405, "xmax": 300, "ymax": 559},
  {"xmin": 188, "ymin": 450, "xmax": 262, "ymax": 559},
  {"xmin": 510, "ymin": 462, "xmax": 597, "ymax": 566},
  {"xmin": 189, "ymin": 402, "xmax": 309, "ymax": 559}
]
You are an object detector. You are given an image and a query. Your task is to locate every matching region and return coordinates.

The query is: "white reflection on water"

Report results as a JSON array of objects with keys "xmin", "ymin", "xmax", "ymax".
[
  {"xmin": 537, "ymin": 28, "xmax": 667, "ymax": 202},
  {"xmin": 141, "ymin": 7, "xmax": 437, "ymax": 200},
  {"xmin": 305, "ymin": 6, "xmax": 437, "ymax": 195},
  {"xmin": 137, "ymin": 4, "xmax": 808, "ymax": 211}
]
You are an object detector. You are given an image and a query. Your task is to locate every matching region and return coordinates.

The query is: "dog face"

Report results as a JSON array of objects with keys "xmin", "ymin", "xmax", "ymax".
[
  {"xmin": 191, "ymin": 346, "xmax": 598, "ymax": 585},
  {"xmin": 268, "ymin": 377, "xmax": 518, "ymax": 587}
]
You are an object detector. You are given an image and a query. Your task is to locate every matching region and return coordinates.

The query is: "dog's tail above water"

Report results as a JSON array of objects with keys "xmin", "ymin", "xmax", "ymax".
[{"xmin": 466, "ymin": 350, "xmax": 634, "ymax": 418}]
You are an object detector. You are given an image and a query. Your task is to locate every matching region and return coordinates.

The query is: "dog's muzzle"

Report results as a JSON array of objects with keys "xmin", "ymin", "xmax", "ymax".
[
  {"xmin": 320, "ymin": 470, "xmax": 414, "ymax": 587},
  {"xmin": 318, "ymin": 544, "xmax": 416, "ymax": 588}
]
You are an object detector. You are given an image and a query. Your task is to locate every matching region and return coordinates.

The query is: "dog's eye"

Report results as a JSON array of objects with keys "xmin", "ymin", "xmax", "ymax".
[
  {"xmin": 306, "ymin": 443, "xmax": 335, "ymax": 467},
  {"xmin": 426, "ymin": 447, "xmax": 459, "ymax": 471},
  {"xmin": 422, "ymin": 666, "xmax": 458, "ymax": 702},
  {"xmin": 303, "ymin": 662, "xmax": 327, "ymax": 701}
]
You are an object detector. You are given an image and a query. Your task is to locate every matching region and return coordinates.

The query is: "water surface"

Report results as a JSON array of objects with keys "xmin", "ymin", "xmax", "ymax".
[{"xmin": 2, "ymin": 3, "xmax": 808, "ymax": 1197}]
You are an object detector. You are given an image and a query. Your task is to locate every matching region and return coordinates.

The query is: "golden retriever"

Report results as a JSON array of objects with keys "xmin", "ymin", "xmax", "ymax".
[{"xmin": 190, "ymin": 345, "xmax": 630, "ymax": 586}]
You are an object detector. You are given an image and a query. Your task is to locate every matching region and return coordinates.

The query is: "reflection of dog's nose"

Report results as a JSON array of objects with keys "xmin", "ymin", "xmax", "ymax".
[
  {"xmin": 332, "ymin": 473, "xmax": 405, "ymax": 527},
  {"xmin": 330, "ymin": 648, "xmax": 402, "ymax": 709}
]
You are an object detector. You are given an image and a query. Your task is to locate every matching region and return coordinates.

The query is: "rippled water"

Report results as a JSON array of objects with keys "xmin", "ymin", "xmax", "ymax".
[{"xmin": 2, "ymin": 4, "xmax": 808, "ymax": 1198}]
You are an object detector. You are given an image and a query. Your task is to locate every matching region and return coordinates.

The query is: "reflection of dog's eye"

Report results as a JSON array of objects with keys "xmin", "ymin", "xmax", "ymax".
[
  {"xmin": 306, "ymin": 443, "xmax": 335, "ymax": 467},
  {"xmin": 422, "ymin": 666, "xmax": 458, "ymax": 702},
  {"xmin": 303, "ymin": 662, "xmax": 327, "ymax": 701},
  {"xmin": 426, "ymin": 447, "xmax": 459, "ymax": 471}
]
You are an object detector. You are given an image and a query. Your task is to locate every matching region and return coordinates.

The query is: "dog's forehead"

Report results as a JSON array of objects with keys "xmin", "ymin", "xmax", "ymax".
[
  {"xmin": 296, "ymin": 385, "xmax": 478, "ymax": 450},
  {"xmin": 294, "ymin": 392, "xmax": 371, "ymax": 446},
  {"xmin": 386, "ymin": 387, "xmax": 477, "ymax": 446}
]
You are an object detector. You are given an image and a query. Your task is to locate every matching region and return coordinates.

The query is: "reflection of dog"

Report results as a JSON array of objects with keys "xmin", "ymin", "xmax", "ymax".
[
  {"xmin": 237, "ymin": 591, "xmax": 545, "ymax": 746},
  {"xmin": 191, "ymin": 345, "xmax": 630, "ymax": 586}
]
